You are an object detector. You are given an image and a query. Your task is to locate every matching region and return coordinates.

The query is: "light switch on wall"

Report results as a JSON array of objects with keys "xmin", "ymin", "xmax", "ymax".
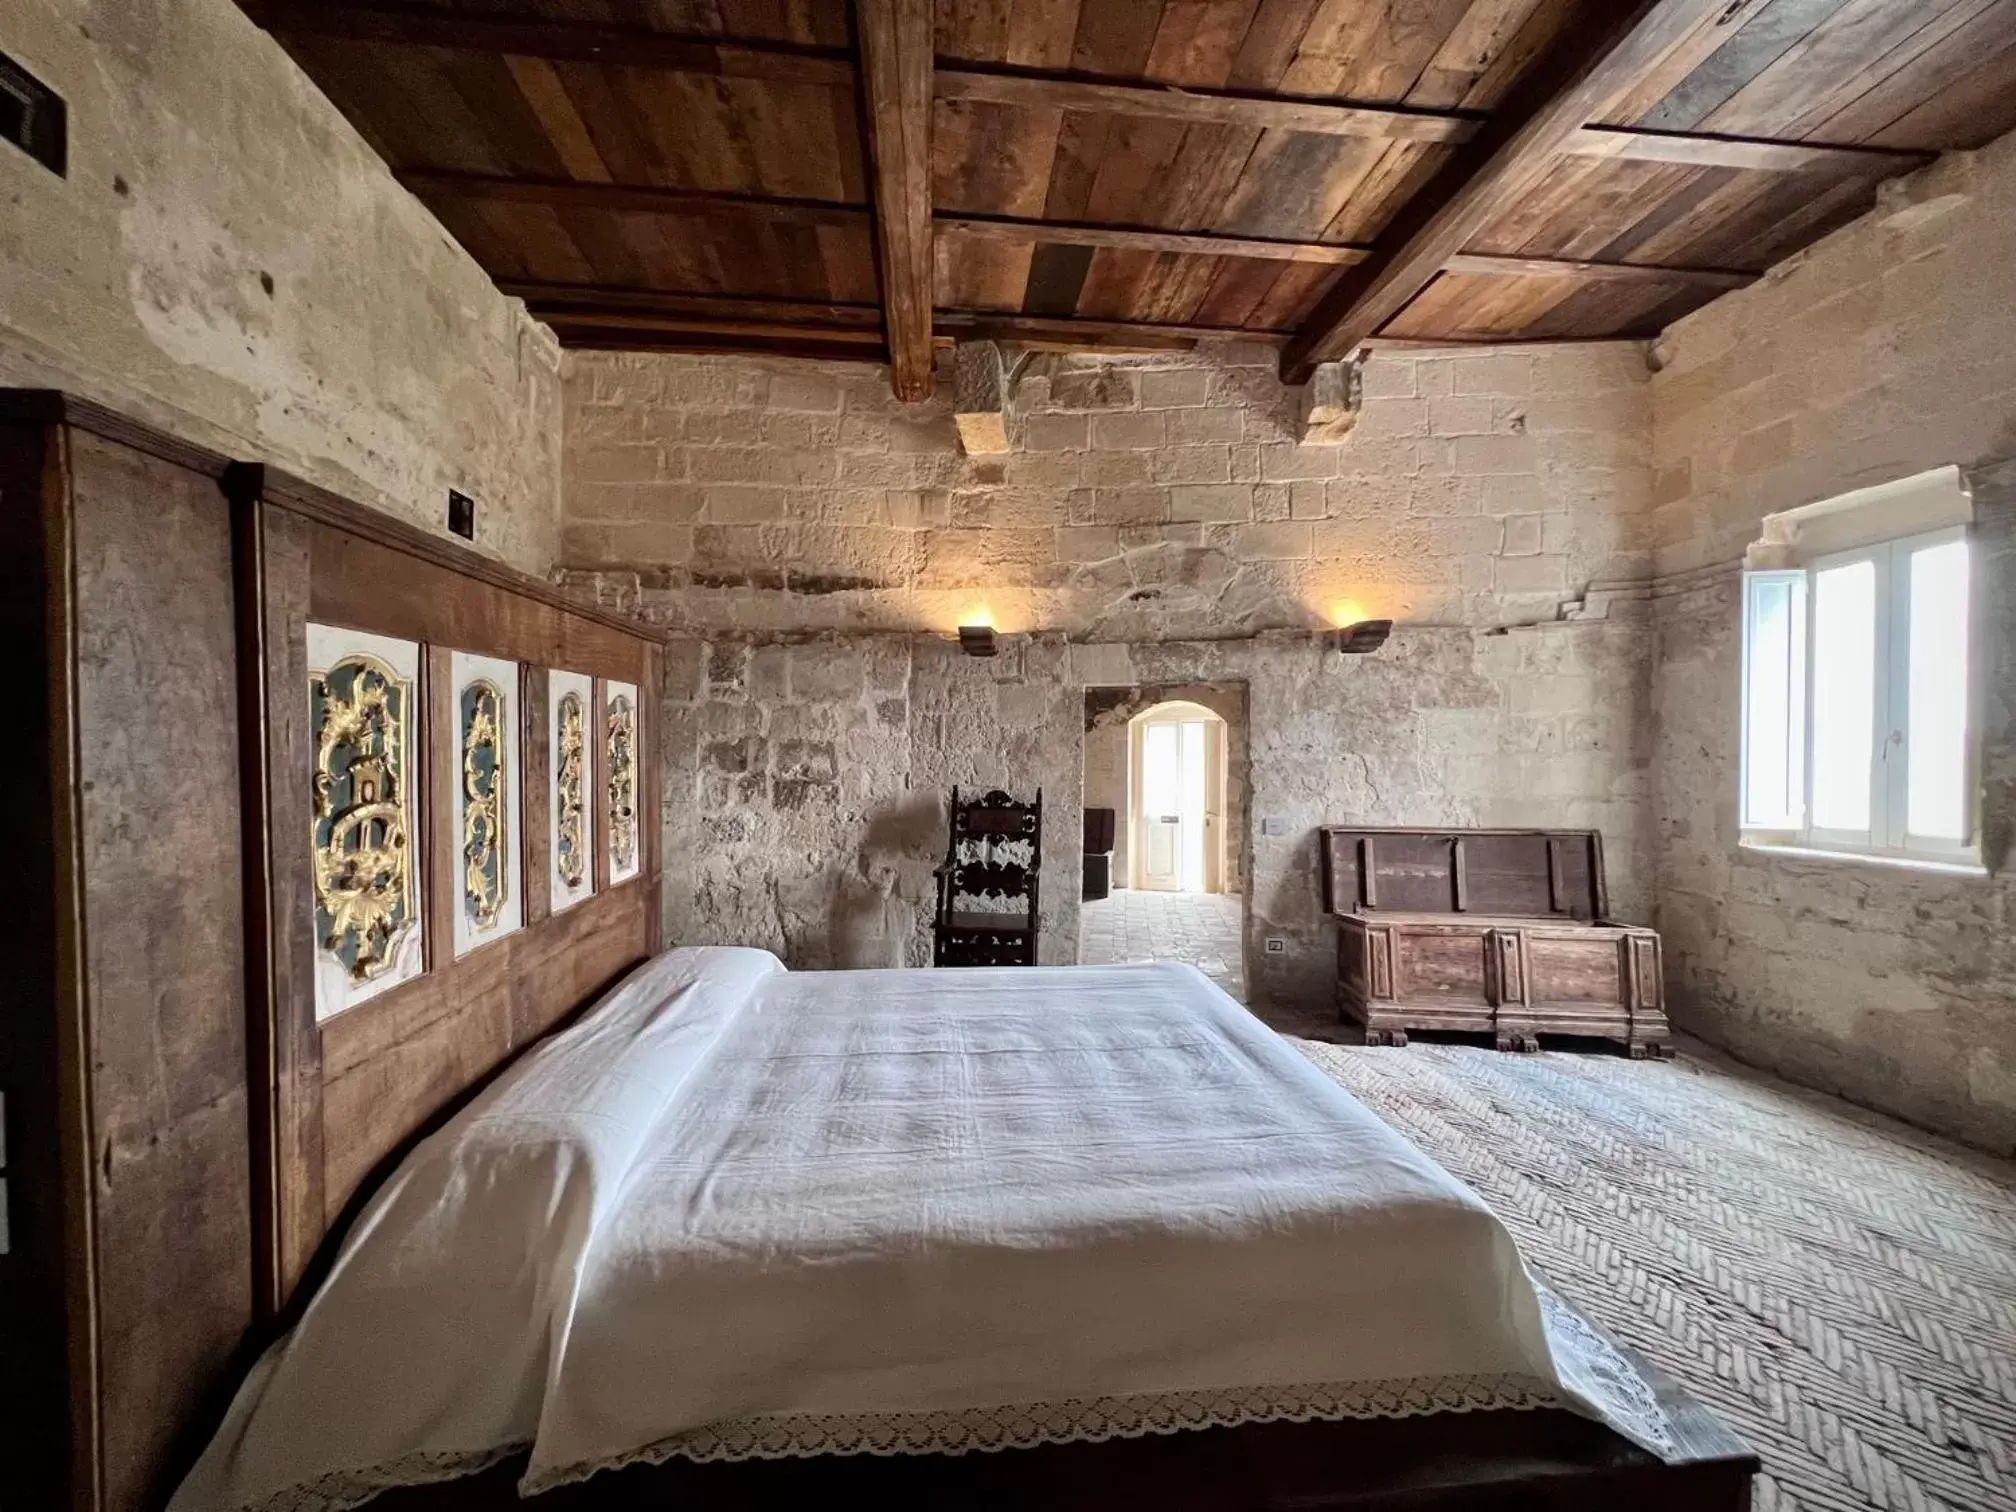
[{"xmin": 1261, "ymin": 816, "xmax": 1290, "ymax": 836}]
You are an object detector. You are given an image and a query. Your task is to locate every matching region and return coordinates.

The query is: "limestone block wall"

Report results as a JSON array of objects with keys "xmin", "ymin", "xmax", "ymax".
[
  {"xmin": 1649, "ymin": 135, "xmax": 2016, "ymax": 1152},
  {"xmin": 660, "ymin": 621, "xmax": 1654, "ymax": 1016},
  {"xmin": 572, "ymin": 339, "xmax": 1658, "ymax": 1017},
  {"xmin": 562, "ymin": 340, "xmax": 1653, "ymax": 639},
  {"xmin": 0, "ymin": 0, "xmax": 563, "ymax": 573}
]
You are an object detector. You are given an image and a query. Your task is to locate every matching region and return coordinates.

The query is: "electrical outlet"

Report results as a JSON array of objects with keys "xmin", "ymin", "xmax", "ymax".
[
  {"xmin": 447, "ymin": 489, "xmax": 476, "ymax": 540},
  {"xmin": 1261, "ymin": 816, "xmax": 1289, "ymax": 836},
  {"xmin": 1264, "ymin": 937, "xmax": 1287, "ymax": 954}
]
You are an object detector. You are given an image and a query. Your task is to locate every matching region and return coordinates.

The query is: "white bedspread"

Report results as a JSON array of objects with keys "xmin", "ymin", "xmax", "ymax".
[{"xmin": 171, "ymin": 948, "xmax": 1662, "ymax": 1511}]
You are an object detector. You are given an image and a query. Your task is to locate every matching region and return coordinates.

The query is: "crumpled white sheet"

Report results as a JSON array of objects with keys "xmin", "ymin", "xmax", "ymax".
[{"xmin": 171, "ymin": 948, "xmax": 1653, "ymax": 1511}]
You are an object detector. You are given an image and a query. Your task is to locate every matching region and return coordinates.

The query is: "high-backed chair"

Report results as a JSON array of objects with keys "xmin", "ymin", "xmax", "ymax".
[{"xmin": 933, "ymin": 787, "xmax": 1042, "ymax": 966}]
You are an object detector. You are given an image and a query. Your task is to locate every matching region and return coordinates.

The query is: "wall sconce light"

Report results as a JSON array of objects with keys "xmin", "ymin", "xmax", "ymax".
[
  {"xmin": 1335, "ymin": 620, "xmax": 1392, "ymax": 655},
  {"xmin": 958, "ymin": 624, "xmax": 998, "ymax": 657}
]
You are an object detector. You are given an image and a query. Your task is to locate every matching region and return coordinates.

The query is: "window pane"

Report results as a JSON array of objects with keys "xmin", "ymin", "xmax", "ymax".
[
  {"xmin": 1141, "ymin": 722, "xmax": 1180, "ymax": 816},
  {"xmin": 1810, "ymin": 559, "xmax": 1876, "ymax": 832},
  {"xmin": 1742, "ymin": 575, "xmax": 1802, "ymax": 827},
  {"xmin": 1907, "ymin": 539, "xmax": 1971, "ymax": 840}
]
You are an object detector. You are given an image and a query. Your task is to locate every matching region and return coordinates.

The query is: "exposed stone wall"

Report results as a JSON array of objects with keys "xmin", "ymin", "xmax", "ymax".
[
  {"xmin": 661, "ymin": 621, "xmax": 1654, "ymax": 1016},
  {"xmin": 584, "ymin": 339, "xmax": 1659, "ymax": 1017},
  {"xmin": 1083, "ymin": 683, "xmax": 1249, "ymax": 896},
  {"xmin": 1649, "ymin": 135, "xmax": 2016, "ymax": 1152},
  {"xmin": 562, "ymin": 340, "xmax": 1652, "ymax": 639},
  {"xmin": 0, "ymin": 0, "xmax": 563, "ymax": 573}
]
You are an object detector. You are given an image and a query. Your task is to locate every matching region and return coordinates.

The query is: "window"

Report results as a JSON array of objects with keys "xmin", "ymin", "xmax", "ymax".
[{"xmin": 1741, "ymin": 525, "xmax": 1977, "ymax": 864}]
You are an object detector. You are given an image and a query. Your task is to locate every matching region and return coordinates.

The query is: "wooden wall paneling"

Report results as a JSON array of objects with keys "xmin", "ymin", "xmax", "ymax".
[
  {"xmin": 593, "ymin": 678, "xmax": 611, "ymax": 896},
  {"xmin": 524, "ymin": 665, "xmax": 553, "ymax": 931},
  {"xmin": 0, "ymin": 413, "xmax": 90, "ymax": 1512},
  {"xmin": 68, "ymin": 429, "xmax": 254, "ymax": 1512},
  {"xmin": 643, "ymin": 642, "xmax": 664, "ymax": 954},
  {"xmin": 425, "ymin": 645, "xmax": 456, "ymax": 974},
  {"xmin": 238, "ymin": 498, "xmax": 326, "ymax": 1317}
]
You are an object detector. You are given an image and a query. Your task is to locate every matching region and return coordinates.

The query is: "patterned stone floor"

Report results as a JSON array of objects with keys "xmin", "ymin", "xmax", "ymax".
[
  {"xmin": 1079, "ymin": 888, "xmax": 1244, "ymax": 1000},
  {"xmin": 1290, "ymin": 1035, "xmax": 2016, "ymax": 1512}
]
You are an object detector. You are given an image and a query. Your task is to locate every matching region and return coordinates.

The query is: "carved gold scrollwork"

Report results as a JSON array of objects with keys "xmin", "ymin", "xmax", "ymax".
[
  {"xmin": 556, "ymin": 691, "xmax": 586, "ymax": 890},
  {"xmin": 461, "ymin": 679, "xmax": 508, "ymax": 931},
  {"xmin": 607, "ymin": 694, "xmax": 637, "ymax": 876},
  {"xmin": 311, "ymin": 654, "xmax": 413, "ymax": 983}
]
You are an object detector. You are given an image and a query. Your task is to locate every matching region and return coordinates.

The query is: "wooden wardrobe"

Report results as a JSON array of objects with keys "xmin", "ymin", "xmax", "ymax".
[{"xmin": 0, "ymin": 392, "xmax": 663, "ymax": 1512}]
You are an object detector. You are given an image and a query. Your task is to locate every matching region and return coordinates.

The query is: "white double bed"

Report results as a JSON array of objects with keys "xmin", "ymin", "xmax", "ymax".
[{"xmin": 172, "ymin": 947, "xmax": 1669, "ymax": 1511}]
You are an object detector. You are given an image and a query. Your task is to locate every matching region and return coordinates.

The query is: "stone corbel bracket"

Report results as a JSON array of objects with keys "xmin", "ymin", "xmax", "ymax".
[
  {"xmin": 953, "ymin": 340, "xmax": 1017, "ymax": 455},
  {"xmin": 1297, "ymin": 355, "xmax": 1364, "ymax": 446}
]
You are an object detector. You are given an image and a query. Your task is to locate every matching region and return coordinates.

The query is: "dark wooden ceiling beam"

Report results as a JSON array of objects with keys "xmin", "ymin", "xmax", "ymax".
[
  {"xmin": 396, "ymin": 170, "xmax": 871, "ymax": 229},
  {"xmin": 855, "ymin": 0, "xmax": 936, "ymax": 401},
  {"xmin": 937, "ymin": 215, "xmax": 1369, "ymax": 265},
  {"xmin": 935, "ymin": 66, "xmax": 1929, "ymax": 175},
  {"xmin": 238, "ymin": 0, "xmax": 855, "ymax": 83},
  {"xmin": 1281, "ymin": 0, "xmax": 1748, "ymax": 383},
  {"xmin": 1443, "ymin": 253, "xmax": 1755, "ymax": 291},
  {"xmin": 448, "ymin": 183, "xmax": 1749, "ymax": 288},
  {"xmin": 934, "ymin": 67, "xmax": 1476, "ymax": 142},
  {"xmin": 497, "ymin": 281, "xmax": 884, "ymax": 328}
]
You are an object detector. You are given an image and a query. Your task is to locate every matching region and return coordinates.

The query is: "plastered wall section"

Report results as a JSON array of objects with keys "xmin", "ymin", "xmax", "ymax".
[
  {"xmin": 1649, "ymin": 134, "xmax": 2016, "ymax": 1152},
  {"xmin": 0, "ymin": 0, "xmax": 562, "ymax": 573}
]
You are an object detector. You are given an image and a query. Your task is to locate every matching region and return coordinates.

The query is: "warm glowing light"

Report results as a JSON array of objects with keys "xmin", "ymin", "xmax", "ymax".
[
  {"xmin": 1329, "ymin": 598, "xmax": 1368, "ymax": 629},
  {"xmin": 958, "ymin": 603, "xmax": 994, "ymax": 632}
]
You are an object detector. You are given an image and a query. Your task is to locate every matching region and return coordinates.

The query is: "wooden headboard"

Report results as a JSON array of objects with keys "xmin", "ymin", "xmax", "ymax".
[
  {"xmin": 5, "ymin": 392, "xmax": 667, "ymax": 1512},
  {"xmin": 229, "ymin": 464, "xmax": 664, "ymax": 1316}
]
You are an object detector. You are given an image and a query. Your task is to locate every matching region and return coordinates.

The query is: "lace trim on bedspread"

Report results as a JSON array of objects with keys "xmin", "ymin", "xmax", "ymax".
[
  {"xmin": 232, "ymin": 1288, "xmax": 1676, "ymax": 1509},
  {"xmin": 234, "ymin": 1442, "xmax": 527, "ymax": 1512},
  {"xmin": 519, "ymin": 1284, "xmax": 1677, "ymax": 1495},
  {"xmin": 520, "ymin": 1374, "xmax": 1562, "ymax": 1495}
]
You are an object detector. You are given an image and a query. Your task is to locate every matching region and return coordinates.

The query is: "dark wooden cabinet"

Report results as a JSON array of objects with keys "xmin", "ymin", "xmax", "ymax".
[{"xmin": 1321, "ymin": 827, "xmax": 1670, "ymax": 1057}]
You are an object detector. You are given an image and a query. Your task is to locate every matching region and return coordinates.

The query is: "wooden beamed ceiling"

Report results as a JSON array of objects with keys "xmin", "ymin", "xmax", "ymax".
[{"xmin": 239, "ymin": 0, "xmax": 2016, "ymax": 397}]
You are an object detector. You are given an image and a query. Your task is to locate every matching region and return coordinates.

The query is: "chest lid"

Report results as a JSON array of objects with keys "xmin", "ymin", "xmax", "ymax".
[{"xmin": 1319, "ymin": 827, "xmax": 1609, "ymax": 922}]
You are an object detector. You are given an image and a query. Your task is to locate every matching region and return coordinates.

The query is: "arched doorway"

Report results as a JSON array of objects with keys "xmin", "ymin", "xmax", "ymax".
[
  {"xmin": 1080, "ymin": 683, "xmax": 1249, "ymax": 1001},
  {"xmin": 1127, "ymin": 700, "xmax": 1227, "ymax": 894}
]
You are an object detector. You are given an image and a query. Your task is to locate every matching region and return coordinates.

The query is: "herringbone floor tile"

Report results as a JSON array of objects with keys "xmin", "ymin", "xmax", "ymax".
[{"xmin": 1291, "ymin": 1038, "xmax": 2016, "ymax": 1512}]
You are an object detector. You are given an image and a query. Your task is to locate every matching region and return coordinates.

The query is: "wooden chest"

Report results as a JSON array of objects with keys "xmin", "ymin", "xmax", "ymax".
[{"xmin": 1320, "ymin": 827, "xmax": 1670, "ymax": 1057}]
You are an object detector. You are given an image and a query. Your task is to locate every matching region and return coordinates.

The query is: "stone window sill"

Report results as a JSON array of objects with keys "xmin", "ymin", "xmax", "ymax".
[{"xmin": 1738, "ymin": 838, "xmax": 1989, "ymax": 879}]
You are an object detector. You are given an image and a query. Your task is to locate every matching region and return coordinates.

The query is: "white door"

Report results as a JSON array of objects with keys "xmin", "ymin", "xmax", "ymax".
[{"xmin": 1139, "ymin": 721, "xmax": 1183, "ymax": 891}]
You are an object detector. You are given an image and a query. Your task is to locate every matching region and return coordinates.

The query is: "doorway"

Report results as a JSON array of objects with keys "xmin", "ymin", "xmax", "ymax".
[
  {"xmin": 1131, "ymin": 702, "xmax": 1225, "ymax": 894},
  {"xmin": 1079, "ymin": 683, "xmax": 1249, "ymax": 1001}
]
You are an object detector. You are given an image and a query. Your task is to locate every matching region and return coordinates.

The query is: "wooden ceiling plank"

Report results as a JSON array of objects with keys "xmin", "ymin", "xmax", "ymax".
[
  {"xmin": 857, "ymin": 0, "xmax": 939, "ymax": 400},
  {"xmin": 239, "ymin": 1, "xmax": 858, "ymax": 84},
  {"xmin": 1280, "ymin": 0, "xmax": 1748, "ymax": 382},
  {"xmin": 1637, "ymin": 0, "xmax": 1854, "ymax": 132},
  {"xmin": 1809, "ymin": 0, "xmax": 2016, "ymax": 147},
  {"xmin": 1693, "ymin": 0, "xmax": 1975, "ymax": 138}
]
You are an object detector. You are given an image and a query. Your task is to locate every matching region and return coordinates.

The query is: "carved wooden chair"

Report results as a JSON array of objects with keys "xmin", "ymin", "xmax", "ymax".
[{"xmin": 933, "ymin": 787, "xmax": 1042, "ymax": 967}]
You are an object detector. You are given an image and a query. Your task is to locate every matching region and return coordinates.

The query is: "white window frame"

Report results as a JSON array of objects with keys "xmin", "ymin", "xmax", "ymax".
[{"xmin": 1740, "ymin": 524, "xmax": 1980, "ymax": 867}]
